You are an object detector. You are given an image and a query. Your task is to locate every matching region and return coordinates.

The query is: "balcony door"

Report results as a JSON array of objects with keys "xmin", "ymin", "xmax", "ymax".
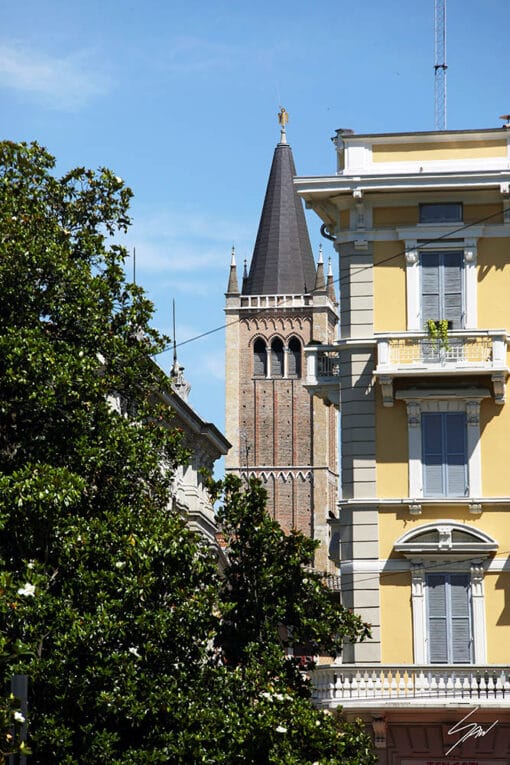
[
  {"xmin": 427, "ymin": 573, "xmax": 473, "ymax": 664},
  {"xmin": 421, "ymin": 251, "xmax": 464, "ymax": 329}
]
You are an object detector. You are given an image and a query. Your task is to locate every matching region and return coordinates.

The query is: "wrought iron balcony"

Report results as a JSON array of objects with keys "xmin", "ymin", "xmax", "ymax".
[
  {"xmin": 375, "ymin": 330, "xmax": 509, "ymax": 406},
  {"xmin": 311, "ymin": 664, "xmax": 510, "ymax": 709}
]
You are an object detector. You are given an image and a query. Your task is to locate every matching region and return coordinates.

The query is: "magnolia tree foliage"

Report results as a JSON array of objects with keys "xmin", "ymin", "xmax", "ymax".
[
  {"xmin": 207, "ymin": 474, "xmax": 375, "ymax": 765},
  {"xmin": 0, "ymin": 142, "xmax": 375, "ymax": 764}
]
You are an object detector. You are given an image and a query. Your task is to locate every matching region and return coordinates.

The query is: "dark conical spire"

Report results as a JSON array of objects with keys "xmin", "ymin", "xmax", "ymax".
[{"xmin": 243, "ymin": 117, "xmax": 316, "ymax": 296}]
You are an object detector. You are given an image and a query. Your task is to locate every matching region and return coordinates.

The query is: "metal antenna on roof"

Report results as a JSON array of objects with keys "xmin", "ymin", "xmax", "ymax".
[
  {"xmin": 434, "ymin": 0, "xmax": 447, "ymax": 130},
  {"xmin": 172, "ymin": 298, "xmax": 177, "ymax": 368}
]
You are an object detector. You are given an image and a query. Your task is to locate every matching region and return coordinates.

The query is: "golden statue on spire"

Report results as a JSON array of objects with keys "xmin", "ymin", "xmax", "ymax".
[{"xmin": 278, "ymin": 106, "xmax": 288, "ymax": 128}]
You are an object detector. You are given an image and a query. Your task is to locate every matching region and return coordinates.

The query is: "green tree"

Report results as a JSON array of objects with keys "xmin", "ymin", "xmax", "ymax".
[
  {"xmin": 0, "ymin": 141, "xmax": 219, "ymax": 763},
  {"xmin": 204, "ymin": 475, "xmax": 375, "ymax": 765}
]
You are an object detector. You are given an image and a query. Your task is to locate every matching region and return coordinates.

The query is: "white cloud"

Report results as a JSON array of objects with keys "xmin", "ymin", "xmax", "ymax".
[{"xmin": 0, "ymin": 41, "xmax": 111, "ymax": 110}]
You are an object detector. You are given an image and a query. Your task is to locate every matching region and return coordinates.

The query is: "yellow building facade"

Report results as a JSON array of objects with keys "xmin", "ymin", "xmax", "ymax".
[{"xmin": 297, "ymin": 127, "xmax": 510, "ymax": 763}]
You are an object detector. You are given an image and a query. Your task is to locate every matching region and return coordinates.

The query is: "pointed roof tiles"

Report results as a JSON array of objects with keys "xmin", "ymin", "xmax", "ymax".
[{"xmin": 243, "ymin": 139, "xmax": 316, "ymax": 296}]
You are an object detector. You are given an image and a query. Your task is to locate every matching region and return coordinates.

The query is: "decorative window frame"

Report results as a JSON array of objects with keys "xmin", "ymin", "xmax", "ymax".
[
  {"xmin": 401, "ymin": 230, "xmax": 481, "ymax": 331},
  {"xmin": 395, "ymin": 521, "xmax": 497, "ymax": 664},
  {"xmin": 396, "ymin": 388, "xmax": 490, "ymax": 499}
]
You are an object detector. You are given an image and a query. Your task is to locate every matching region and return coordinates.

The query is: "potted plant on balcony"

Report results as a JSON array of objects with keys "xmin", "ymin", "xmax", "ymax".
[{"xmin": 426, "ymin": 319, "xmax": 450, "ymax": 351}]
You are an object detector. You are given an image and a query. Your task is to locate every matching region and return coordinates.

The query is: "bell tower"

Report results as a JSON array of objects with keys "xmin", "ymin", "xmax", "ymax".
[{"xmin": 225, "ymin": 113, "xmax": 338, "ymax": 569}]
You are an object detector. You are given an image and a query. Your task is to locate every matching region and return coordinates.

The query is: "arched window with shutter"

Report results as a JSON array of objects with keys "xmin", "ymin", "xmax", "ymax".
[
  {"xmin": 253, "ymin": 338, "xmax": 267, "ymax": 377},
  {"xmin": 270, "ymin": 338, "xmax": 284, "ymax": 378},
  {"xmin": 287, "ymin": 337, "xmax": 302, "ymax": 378}
]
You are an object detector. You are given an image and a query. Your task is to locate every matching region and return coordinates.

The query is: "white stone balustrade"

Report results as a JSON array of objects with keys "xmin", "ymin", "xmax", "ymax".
[
  {"xmin": 239, "ymin": 294, "xmax": 312, "ymax": 309},
  {"xmin": 310, "ymin": 665, "xmax": 510, "ymax": 708}
]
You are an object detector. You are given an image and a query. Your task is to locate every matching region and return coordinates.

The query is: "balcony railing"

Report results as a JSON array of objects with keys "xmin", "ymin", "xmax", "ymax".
[
  {"xmin": 376, "ymin": 330, "xmax": 507, "ymax": 373},
  {"xmin": 311, "ymin": 664, "xmax": 510, "ymax": 708},
  {"xmin": 375, "ymin": 330, "xmax": 508, "ymax": 406},
  {"xmin": 304, "ymin": 346, "xmax": 341, "ymax": 407},
  {"xmin": 304, "ymin": 332, "xmax": 508, "ymax": 407}
]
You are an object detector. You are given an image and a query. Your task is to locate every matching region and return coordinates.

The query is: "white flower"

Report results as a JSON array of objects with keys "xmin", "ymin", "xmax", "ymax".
[
  {"xmin": 128, "ymin": 646, "xmax": 140, "ymax": 658},
  {"xmin": 275, "ymin": 725, "xmax": 287, "ymax": 734},
  {"xmin": 27, "ymin": 562, "xmax": 35, "ymax": 570},
  {"xmin": 115, "ymin": 176, "xmax": 123, "ymax": 184},
  {"xmin": 115, "ymin": 561, "xmax": 126, "ymax": 569},
  {"xmin": 14, "ymin": 711, "xmax": 25, "ymax": 723},
  {"xmin": 17, "ymin": 583, "xmax": 35, "ymax": 597}
]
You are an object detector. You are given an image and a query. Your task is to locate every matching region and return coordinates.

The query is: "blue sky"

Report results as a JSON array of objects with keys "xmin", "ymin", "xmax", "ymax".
[{"xmin": 1, "ymin": 0, "xmax": 509, "ymax": 449}]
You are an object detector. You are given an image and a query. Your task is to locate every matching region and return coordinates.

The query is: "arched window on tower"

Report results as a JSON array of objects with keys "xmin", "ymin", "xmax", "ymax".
[
  {"xmin": 287, "ymin": 337, "xmax": 302, "ymax": 378},
  {"xmin": 253, "ymin": 337, "xmax": 267, "ymax": 377},
  {"xmin": 270, "ymin": 338, "xmax": 284, "ymax": 378}
]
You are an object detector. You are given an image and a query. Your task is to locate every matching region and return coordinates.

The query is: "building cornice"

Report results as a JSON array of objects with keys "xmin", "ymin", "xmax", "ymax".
[{"xmin": 296, "ymin": 170, "xmax": 510, "ymax": 198}]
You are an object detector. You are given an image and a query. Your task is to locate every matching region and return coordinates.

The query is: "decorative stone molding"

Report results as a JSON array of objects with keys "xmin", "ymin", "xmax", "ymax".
[
  {"xmin": 354, "ymin": 238, "xmax": 369, "ymax": 250},
  {"xmin": 371, "ymin": 716, "xmax": 387, "ymax": 749},
  {"xmin": 411, "ymin": 564, "xmax": 425, "ymax": 596},
  {"xmin": 406, "ymin": 402, "xmax": 421, "ymax": 427},
  {"xmin": 471, "ymin": 563, "xmax": 485, "ymax": 596},
  {"xmin": 466, "ymin": 400, "xmax": 480, "ymax": 426},
  {"xmin": 470, "ymin": 562, "xmax": 487, "ymax": 662},
  {"xmin": 438, "ymin": 525, "xmax": 452, "ymax": 550},
  {"xmin": 409, "ymin": 503, "xmax": 422, "ymax": 516},
  {"xmin": 405, "ymin": 248, "xmax": 418, "ymax": 265},
  {"xmin": 410, "ymin": 564, "xmax": 426, "ymax": 663},
  {"xmin": 250, "ymin": 469, "xmax": 312, "ymax": 483},
  {"xmin": 469, "ymin": 503, "xmax": 482, "ymax": 515},
  {"xmin": 492, "ymin": 373, "xmax": 506, "ymax": 405},
  {"xmin": 379, "ymin": 375, "xmax": 393, "ymax": 406}
]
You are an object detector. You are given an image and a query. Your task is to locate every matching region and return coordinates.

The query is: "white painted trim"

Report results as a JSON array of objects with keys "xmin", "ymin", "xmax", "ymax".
[
  {"xmin": 395, "ymin": 519, "xmax": 498, "ymax": 549},
  {"xmin": 340, "ymin": 557, "xmax": 510, "ymax": 574},
  {"xmin": 471, "ymin": 564, "xmax": 487, "ymax": 664},
  {"xmin": 337, "ymin": 496, "xmax": 510, "ymax": 508},
  {"xmin": 464, "ymin": 239, "xmax": 478, "ymax": 328},
  {"xmin": 404, "ymin": 237, "xmax": 479, "ymax": 332},
  {"xmin": 411, "ymin": 565, "xmax": 426, "ymax": 663},
  {"xmin": 405, "ymin": 244, "xmax": 421, "ymax": 330},
  {"xmin": 419, "ymin": 564, "xmax": 485, "ymax": 666},
  {"xmin": 399, "ymin": 395, "xmax": 486, "ymax": 499}
]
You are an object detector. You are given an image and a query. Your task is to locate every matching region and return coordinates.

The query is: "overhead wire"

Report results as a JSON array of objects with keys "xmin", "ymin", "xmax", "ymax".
[{"xmin": 154, "ymin": 202, "xmax": 510, "ymax": 355}]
